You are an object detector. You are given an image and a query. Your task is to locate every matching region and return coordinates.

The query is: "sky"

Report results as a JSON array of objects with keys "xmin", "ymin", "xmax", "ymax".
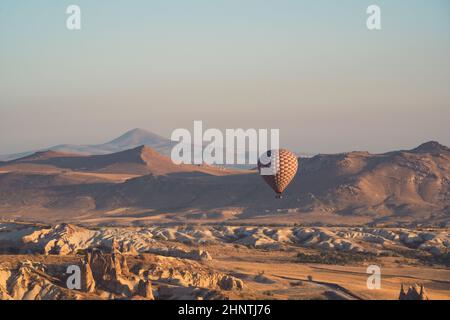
[{"xmin": 1, "ymin": 0, "xmax": 449, "ymax": 155}]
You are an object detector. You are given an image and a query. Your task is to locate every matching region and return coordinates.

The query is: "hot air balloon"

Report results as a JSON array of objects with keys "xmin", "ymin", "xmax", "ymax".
[{"xmin": 257, "ymin": 149, "xmax": 298, "ymax": 199}]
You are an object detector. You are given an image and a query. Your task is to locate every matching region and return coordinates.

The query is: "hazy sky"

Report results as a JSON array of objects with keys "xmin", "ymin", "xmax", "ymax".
[{"xmin": 1, "ymin": 0, "xmax": 449, "ymax": 154}]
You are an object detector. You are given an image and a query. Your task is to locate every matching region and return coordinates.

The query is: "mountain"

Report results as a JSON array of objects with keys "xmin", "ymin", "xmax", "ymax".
[
  {"xmin": 51, "ymin": 128, "xmax": 176, "ymax": 156},
  {"xmin": 0, "ymin": 141, "xmax": 448, "ymax": 226},
  {"xmin": 101, "ymin": 128, "xmax": 173, "ymax": 151},
  {"xmin": 91, "ymin": 141, "xmax": 449, "ymax": 224},
  {"xmin": 0, "ymin": 128, "xmax": 252, "ymax": 168},
  {"xmin": 410, "ymin": 141, "xmax": 450, "ymax": 154},
  {"xmin": 289, "ymin": 142, "xmax": 450, "ymax": 221},
  {"xmin": 0, "ymin": 145, "xmax": 237, "ymax": 176},
  {"xmin": 0, "ymin": 128, "xmax": 176, "ymax": 161}
]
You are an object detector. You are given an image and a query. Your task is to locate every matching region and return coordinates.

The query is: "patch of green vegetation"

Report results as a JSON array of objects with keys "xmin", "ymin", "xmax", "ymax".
[
  {"xmin": 391, "ymin": 249, "xmax": 450, "ymax": 267},
  {"xmin": 418, "ymin": 252, "xmax": 450, "ymax": 267},
  {"xmin": 295, "ymin": 251, "xmax": 378, "ymax": 265}
]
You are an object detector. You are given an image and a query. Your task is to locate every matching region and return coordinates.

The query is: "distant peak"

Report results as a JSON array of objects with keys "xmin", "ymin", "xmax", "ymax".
[
  {"xmin": 106, "ymin": 128, "xmax": 169, "ymax": 147},
  {"xmin": 412, "ymin": 141, "xmax": 449, "ymax": 154},
  {"xmin": 119, "ymin": 128, "xmax": 154, "ymax": 138},
  {"xmin": 127, "ymin": 128, "xmax": 150, "ymax": 134}
]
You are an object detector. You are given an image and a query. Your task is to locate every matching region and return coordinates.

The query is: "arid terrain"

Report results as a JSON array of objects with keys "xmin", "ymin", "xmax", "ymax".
[
  {"xmin": 0, "ymin": 129, "xmax": 448, "ymax": 227},
  {"xmin": 0, "ymin": 222, "xmax": 448, "ymax": 300},
  {"xmin": 0, "ymin": 130, "xmax": 449, "ymax": 300}
]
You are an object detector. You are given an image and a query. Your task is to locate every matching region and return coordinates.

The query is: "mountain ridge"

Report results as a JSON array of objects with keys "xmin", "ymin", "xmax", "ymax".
[
  {"xmin": 0, "ymin": 128, "xmax": 175, "ymax": 161},
  {"xmin": 0, "ymin": 141, "xmax": 448, "ymax": 226},
  {"xmin": 1, "ymin": 144, "xmax": 238, "ymax": 176}
]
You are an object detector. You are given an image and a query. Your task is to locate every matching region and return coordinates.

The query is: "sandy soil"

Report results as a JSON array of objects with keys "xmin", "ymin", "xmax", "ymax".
[{"xmin": 206, "ymin": 244, "xmax": 450, "ymax": 300}]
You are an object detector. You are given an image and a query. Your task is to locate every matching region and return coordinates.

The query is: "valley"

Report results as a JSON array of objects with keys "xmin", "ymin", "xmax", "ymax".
[{"xmin": 0, "ymin": 222, "xmax": 448, "ymax": 300}]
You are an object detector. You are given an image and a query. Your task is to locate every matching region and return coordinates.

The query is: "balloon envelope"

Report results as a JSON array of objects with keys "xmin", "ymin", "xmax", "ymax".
[{"xmin": 257, "ymin": 149, "xmax": 298, "ymax": 196}]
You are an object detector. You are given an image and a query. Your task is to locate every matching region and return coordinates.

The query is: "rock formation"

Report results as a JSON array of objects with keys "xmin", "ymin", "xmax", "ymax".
[
  {"xmin": 0, "ymin": 261, "xmax": 82, "ymax": 300},
  {"xmin": 399, "ymin": 283, "xmax": 429, "ymax": 300},
  {"xmin": 137, "ymin": 279, "xmax": 154, "ymax": 299},
  {"xmin": 218, "ymin": 275, "xmax": 245, "ymax": 291},
  {"xmin": 81, "ymin": 257, "xmax": 96, "ymax": 293},
  {"xmin": 1, "ymin": 222, "xmax": 448, "ymax": 259},
  {"xmin": 81, "ymin": 246, "xmax": 154, "ymax": 299}
]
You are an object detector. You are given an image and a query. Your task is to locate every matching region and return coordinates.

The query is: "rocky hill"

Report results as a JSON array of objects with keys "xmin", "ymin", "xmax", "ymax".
[
  {"xmin": 0, "ymin": 142, "xmax": 448, "ymax": 226},
  {"xmin": 1, "ymin": 145, "xmax": 236, "ymax": 176}
]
